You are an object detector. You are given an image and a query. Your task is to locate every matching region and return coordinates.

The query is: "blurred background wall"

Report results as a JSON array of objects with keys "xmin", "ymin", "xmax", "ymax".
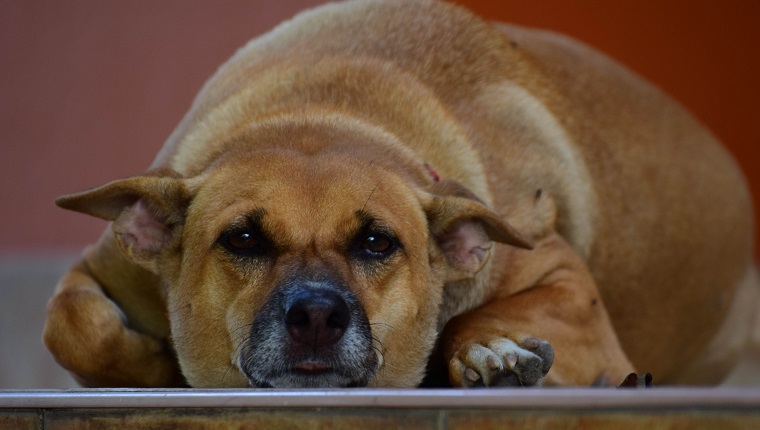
[{"xmin": 0, "ymin": 0, "xmax": 757, "ymax": 388}]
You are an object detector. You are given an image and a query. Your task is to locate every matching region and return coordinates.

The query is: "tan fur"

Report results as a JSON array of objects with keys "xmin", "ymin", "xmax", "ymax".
[{"xmin": 44, "ymin": 0, "xmax": 755, "ymax": 388}]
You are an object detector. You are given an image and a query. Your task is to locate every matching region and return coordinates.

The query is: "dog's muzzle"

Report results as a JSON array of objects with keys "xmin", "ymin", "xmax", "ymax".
[{"xmin": 240, "ymin": 277, "xmax": 378, "ymax": 388}]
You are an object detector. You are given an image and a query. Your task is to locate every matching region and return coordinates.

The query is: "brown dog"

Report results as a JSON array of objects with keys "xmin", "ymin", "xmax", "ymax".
[{"xmin": 44, "ymin": 0, "xmax": 757, "ymax": 388}]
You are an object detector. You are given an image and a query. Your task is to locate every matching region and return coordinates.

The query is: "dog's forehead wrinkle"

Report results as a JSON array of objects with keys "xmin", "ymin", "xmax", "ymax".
[
  {"xmin": 200, "ymin": 151, "xmax": 411, "ymax": 233},
  {"xmin": 264, "ymin": 186, "xmax": 397, "ymax": 244}
]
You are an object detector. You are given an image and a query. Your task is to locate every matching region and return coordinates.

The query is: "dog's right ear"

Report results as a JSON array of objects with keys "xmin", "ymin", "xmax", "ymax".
[{"xmin": 56, "ymin": 169, "xmax": 196, "ymax": 268}]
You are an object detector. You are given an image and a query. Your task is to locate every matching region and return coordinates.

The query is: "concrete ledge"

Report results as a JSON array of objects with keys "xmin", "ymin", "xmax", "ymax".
[{"xmin": 3, "ymin": 388, "xmax": 760, "ymax": 429}]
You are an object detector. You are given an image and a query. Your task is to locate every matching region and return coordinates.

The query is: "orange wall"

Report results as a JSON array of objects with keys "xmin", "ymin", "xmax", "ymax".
[{"xmin": 1, "ymin": 0, "xmax": 757, "ymax": 254}]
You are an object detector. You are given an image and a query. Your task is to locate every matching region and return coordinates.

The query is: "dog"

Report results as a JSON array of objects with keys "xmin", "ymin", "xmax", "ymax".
[{"xmin": 44, "ymin": 0, "xmax": 757, "ymax": 388}]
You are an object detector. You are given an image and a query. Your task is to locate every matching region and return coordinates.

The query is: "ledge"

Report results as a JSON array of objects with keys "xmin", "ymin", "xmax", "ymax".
[
  {"xmin": 1, "ymin": 387, "xmax": 760, "ymax": 409},
  {"xmin": 3, "ymin": 388, "xmax": 760, "ymax": 429}
]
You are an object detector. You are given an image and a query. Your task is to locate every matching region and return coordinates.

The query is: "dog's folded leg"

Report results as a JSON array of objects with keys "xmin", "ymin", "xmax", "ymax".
[
  {"xmin": 46, "ymin": 171, "xmax": 195, "ymax": 387},
  {"xmin": 43, "ymin": 254, "xmax": 184, "ymax": 387},
  {"xmin": 442, "ymin": 233, "xmax": 635, "ymax": 387}
]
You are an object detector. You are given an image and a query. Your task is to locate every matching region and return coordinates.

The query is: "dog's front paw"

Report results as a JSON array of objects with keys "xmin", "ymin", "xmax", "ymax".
[{"xmin": 448, "ymin": 337, "xmax": 554, "ymax": 387}]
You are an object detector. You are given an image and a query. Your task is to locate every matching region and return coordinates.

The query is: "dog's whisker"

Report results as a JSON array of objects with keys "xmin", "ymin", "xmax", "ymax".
[
  {"xmin": 360, "ymin": 171, "xmax": 390, "ymax": 214},
  {"xmin": 369, "ymin": 322, "xmax": 395, "ymax": 329},
  {"xmin": 220, "ymin": 324, "xmax": 255, "ymax": 386}
]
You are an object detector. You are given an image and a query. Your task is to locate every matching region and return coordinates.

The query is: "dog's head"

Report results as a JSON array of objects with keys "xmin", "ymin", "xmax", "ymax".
[{"xmin": 57, "ymin": 116, "xmax": 530, "ymax": 387}]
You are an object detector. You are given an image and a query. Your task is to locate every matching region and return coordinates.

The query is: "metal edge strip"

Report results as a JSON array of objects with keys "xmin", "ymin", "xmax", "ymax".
[{"xmin": 2, "ymin": 388, "xmax": 760, "ymax": 410}]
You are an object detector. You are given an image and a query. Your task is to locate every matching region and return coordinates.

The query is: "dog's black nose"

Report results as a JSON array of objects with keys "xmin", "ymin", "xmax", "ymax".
[{"xmin": 284, "ymin": 288, "xmax": 351, "ymax": 349}]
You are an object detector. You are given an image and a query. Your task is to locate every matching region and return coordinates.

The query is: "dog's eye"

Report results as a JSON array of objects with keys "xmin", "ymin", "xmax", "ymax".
[
  {"xmin": 228, "ymin": 231, "xmax": 258, "ymax": 250},
  {"xmin": 359, "ymin": 232, "xmax": 397, "ymax": 258},
  {"xmin": 219, "ymin": 229, "xmax": 267, "ymax": 256}
]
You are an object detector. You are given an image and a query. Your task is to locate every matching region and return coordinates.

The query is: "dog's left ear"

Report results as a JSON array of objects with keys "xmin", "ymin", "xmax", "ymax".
[
  {"xmin": 423, "ymin": 180, "xmax": 533, "ymax": 281},
  {"xmin": 56, "ymin": 168, "xmax": 195, "ymax": 270}
]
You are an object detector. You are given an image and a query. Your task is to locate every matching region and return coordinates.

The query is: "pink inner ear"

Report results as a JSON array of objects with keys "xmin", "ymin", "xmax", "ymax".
[
  {"xmin": 438, "ymin": 219, "xmax": 493, "ymax": 274},
  {"xmin": 115, "ymin": 199, "xmax": 172, "ymax": 255}
]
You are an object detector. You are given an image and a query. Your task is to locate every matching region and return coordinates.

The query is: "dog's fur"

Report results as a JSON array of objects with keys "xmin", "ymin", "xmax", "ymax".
[{"xmin": 44, "ymin": 0, "xmax": 757, "ymax": 388}]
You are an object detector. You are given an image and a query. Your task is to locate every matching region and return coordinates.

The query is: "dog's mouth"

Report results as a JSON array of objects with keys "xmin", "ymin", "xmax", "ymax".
[
  {"xmin": 244, "ymin": 358, "xmax": 376, "ymax": 389},
  {"xmin": 239, "ymin": 279, "xmax": 379, "ymax": 388},
  {"xmin": 294, "ymin": 361, "xmax": 332, "ymax": 374}
]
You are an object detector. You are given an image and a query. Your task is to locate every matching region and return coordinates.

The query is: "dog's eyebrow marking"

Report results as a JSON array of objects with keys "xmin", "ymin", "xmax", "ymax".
[
  {"xmin": 354, "ymin": 210, "xmax": 380, "ymax": 232},
  {"xmin": 227, "ymin": 208, "xmax": 267, "ymax": 230}
]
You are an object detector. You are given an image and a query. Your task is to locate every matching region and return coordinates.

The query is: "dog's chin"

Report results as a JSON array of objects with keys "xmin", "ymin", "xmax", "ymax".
[{"xmin": 245, "ymin": 362, "xmax": 373, "ymax": 388}]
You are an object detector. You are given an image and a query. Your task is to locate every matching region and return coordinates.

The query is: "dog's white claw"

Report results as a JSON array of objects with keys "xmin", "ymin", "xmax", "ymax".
[
  {"xmin": 486, "ymin": 355, "xmax": 499, "ymax": 370},
  {"xmin": 505, "ymin": 354, "xmax": 517, "ymax": 369},
  {"xmin": 465, "ymin": 368, "xmax": 480, "ymax": 382}
]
